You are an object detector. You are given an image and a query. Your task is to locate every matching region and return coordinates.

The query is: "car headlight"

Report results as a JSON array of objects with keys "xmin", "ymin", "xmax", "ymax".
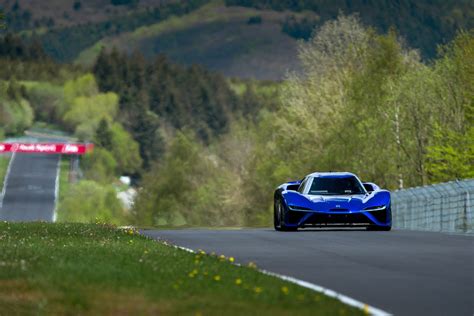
[
  {"xmin": 364, "ymin": 205, "xmax": 387, "ymax": 211},
  {"xmin": 288, "ymin": 205, "xmax": 312, "ymax": 211}
]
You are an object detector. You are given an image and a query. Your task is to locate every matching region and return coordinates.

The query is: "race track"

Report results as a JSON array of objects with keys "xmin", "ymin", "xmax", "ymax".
[
  {"xmin": 143, "ymin": 228, "xmax": 474, "ymax": 316},
  {"xmin": 0, "ymin": 153, "xmax": 60, "ymax": 222}
]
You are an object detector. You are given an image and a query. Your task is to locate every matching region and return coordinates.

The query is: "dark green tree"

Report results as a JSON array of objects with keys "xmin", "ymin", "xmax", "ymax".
[{"xmin": 95, "ymin": 118, "xmax": 113, "ymax": 150}]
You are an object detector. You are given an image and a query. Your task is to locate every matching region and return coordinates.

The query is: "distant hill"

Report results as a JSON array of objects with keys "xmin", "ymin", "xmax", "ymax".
[
  {"xmin": 0, "ymin": 0, "xmax": 174, "ymax": 30},
  {"xmin": 1, "ymin": 0, "xmax": 472, "ymax": 80},
  {"xmin": 76, "ymin": 2, "xmax": 303, "ymax": 80},
  {"xmin": 225, "ymin": 0, "xmax": 474, "ymax": 59},
  {"xmin": 0, "ymin": 0, "xmax": 211, "ymax": 62}
]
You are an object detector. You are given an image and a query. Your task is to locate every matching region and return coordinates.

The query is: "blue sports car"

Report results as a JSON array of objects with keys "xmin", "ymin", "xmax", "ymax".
[{"xmin": 274, "ymin": 172, "xmax": 391, "ymax": 231}]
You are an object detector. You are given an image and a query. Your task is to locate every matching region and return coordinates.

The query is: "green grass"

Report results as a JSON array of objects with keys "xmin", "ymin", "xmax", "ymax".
[
  {"xmin": 0, "ymin": 223, "xmax": 363, "ymax": 315},
  {"xmin": 0, "ymin": 154, "xmax": 11, "ymax": 193},
  {"xmin": 58, "ymin": 157, "xmax": 71, "ymax": 202}
]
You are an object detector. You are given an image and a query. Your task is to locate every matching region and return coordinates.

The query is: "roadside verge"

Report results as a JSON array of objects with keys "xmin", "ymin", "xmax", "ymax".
[
  {"xmin": 0, "ymin": 153, "xmax": 14, "ymax": 209},
  {"xmin": 0, "ymin": 222, "xmax": 365, "ymax": 315}
]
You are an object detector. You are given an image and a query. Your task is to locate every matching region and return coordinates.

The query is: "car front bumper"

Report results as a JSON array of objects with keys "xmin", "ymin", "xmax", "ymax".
[{"xmin": 285, "ymin": 207, "xmax": 391, "ymax": 228}]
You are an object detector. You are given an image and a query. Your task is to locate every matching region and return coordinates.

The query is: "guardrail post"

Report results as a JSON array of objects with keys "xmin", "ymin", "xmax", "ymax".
[{"xmin": 455, "ymin": 180, "xmax": 470, "ymax": 233}]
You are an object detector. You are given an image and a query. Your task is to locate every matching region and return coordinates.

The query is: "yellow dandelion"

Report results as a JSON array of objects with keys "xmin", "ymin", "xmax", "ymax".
[
  {"xmin": 213, "ymin": 275, "xmax": 221, "ymax": 281},
  {"xmin": 229, "ymin": 257, "xmax": 235, "ymax": 263},
  {"xmin": 235, "ymin": 278, "xmax": 242, "ymax": 285},
  {"xmin": 219, "ymin": 255, "xmax": 226, "ymax": 260},
  {"xmin": 281, "ymin": 286, "xmax": 289, "ymax": 295},
  {"xmin": 254, "ymin": 287, "xmax": 262, "ymax": 294}
]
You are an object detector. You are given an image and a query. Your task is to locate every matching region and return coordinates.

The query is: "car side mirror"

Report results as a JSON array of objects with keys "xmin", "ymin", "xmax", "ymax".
[
  {"xmin": 286, "ymin": 184, "xmax": 300, "ymax": 191},
  {"xmin": 363, "ymin": 183, "xmax": 375, "ymax": 192}
]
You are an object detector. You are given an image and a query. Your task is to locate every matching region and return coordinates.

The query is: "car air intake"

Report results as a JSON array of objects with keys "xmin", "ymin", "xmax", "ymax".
[{"xmin": 330, "ymin": 208, "xmax": 349, "ymax": 212}]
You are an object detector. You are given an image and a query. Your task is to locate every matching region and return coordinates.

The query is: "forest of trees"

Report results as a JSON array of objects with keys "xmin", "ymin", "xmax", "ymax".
[
  {"xmin": 0, "ymin": 32, "xmax": 267, "ymax": 223},
  {"xmin": 1, "ymin": 0, "xmax": 210, "ymax": 62},
  {"xmin": 3, "ymin": 0, "xmax": 471, "ymax": 63},
  {"xmin": 92, "ymin": 49, "xmax": 254, "ymax": 167},
  {"xmin": 226, "ymin": 0, "xmax": 474, "ymax": 58},
  {"xmin": 133, "ymin": 17, "xmax": 473, "ymax": 227},
  {"xmin": 47, "ymin": 0, "xmax": 210, "ymax": 62},
  {"xmin": 0, "ymin": 9, "xmax": 472, "ymax": 227}
]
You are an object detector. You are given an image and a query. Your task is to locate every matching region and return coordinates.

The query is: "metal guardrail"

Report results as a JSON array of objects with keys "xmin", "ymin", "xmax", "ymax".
[{"xmin": 392, "ymin": 179, "xmax": 473, "ymax": 234}]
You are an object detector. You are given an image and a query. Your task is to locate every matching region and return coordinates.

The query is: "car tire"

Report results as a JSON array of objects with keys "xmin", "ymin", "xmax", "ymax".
[
  {"xmin": 274, "ymin": 198, "xmax": 283, "ymax": 231},
  {"xmin": 274, "ymin": 198, "xmax": 297, "ymax": 232}
]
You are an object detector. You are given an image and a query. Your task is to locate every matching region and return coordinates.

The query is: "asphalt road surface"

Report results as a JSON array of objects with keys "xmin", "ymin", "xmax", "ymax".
[
  {"xmin": 143, "ymin": 228, "xmax": 474, "ymax": 316},
  {"xmin": 0, "ymin": 153, "xmax": 60, "ymax": 222}
]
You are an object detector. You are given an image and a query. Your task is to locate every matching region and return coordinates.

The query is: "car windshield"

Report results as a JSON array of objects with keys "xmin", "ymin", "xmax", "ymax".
[{"xmin": 308, "ymin": 176, "xmax": 365, "ymax": 195}]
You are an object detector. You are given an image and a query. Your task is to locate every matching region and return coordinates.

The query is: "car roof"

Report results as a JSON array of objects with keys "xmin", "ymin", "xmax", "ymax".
[{"xmin": 307, "ymin": 172, "xmax": 357, "ymax": 178}]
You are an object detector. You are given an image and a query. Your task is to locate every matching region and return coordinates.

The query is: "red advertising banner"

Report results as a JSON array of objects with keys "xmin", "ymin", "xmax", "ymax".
[{"xmin": 0, "ymin": 143, "xmax": 94, "ymax": 155}]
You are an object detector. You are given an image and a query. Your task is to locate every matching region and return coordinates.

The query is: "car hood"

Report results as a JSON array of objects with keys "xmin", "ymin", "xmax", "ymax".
[
  {"xmin": 307, "ymin": 194, "xmax": 367, "ymax": 210},
  {"xmin": 283, "ymin": 191, "xmax": 390, "ymax": 212},
  {"xmin": 308, "ymin": 194, "xmax": 365, "ymax": 202}
]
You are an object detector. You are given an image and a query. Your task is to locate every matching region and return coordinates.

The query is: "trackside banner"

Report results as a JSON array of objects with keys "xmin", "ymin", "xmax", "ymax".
[{"xmin": 0, "ymin": 143, "xmax": 94, "ymax": 155}]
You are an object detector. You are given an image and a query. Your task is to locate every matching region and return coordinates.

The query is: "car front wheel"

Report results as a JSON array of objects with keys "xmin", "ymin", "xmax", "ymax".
[{"xmin": 274, "ymin": 198, "xmax": 297, "ymax": 232}]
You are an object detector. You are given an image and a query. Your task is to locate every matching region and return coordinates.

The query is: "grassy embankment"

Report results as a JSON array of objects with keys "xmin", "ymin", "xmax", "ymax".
[
  {"xmin": 0, "ymin": 223, "xmax": 363, "ymax": 315},
  {"xmin": 0, "ymin": 154, "xmax": 11, "ymax": 193},
  {"xmin": 58, "ymin": 156, "xmax": 71, "ymax": 202}
]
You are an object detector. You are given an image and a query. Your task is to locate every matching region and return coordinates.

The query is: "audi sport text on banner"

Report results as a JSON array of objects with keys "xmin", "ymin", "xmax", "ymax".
[{"xmin": 0, "ymin": 143, "xmax": 94, "ymax": 155}]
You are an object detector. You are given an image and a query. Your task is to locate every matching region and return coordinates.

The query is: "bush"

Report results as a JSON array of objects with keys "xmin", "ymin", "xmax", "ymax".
[
  {"xmin": 133, "ymin": 131, "xmax": 245, "ymax": 227},
  {"xmin": 57, "ymin": 180, "xmax": 125, "ymax": 224},
  {"xmin": 247, "ymin": 15, "xmax": 262, "ymax": 25},
  {"xmin": 25, "ymin": 82, "xmax": 65, "ymax": 124},
  {"xmin": 109, "ymin": 123, "xmax": 142, "ymax": 175},
  {"xmin": 81, "ymin": 148, "xmax": 118, "ymax": 183},
  {"xmin": 281, "ymin": 15, "xmax": 317, "ymax": 40},
  {"xmin": 62, "ymin": 74, "xmax": 118, "ymax": 139},
  {"xmin": 73, "ymin": 1, "xmax": 81, "ymax": 11}
]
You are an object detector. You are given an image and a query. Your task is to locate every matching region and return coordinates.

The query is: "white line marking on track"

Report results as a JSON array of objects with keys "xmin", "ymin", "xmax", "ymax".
[
  {"xmin": 52, "ymin": 155, "xmax": 61, "ymax": 222},
  {"xmin": 258, "ymin": 269, "xmax": 391, "ymax": 316},
  {"xmin": 0, "ymin": 152, "xmax": 16, "ymax": 211},
  {"xmin": 139, "ymin": 230, "xmax": 392, "ymax": 316}
]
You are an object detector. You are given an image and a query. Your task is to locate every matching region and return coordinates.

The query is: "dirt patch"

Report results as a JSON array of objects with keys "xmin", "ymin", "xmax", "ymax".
[
  {"xmin": 91, "ymin": 291, "xmax": 171, "ymax": 315},
  {"xmin": 0, "ymin": 279, "xmax": 46, "ymax": 314}
]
